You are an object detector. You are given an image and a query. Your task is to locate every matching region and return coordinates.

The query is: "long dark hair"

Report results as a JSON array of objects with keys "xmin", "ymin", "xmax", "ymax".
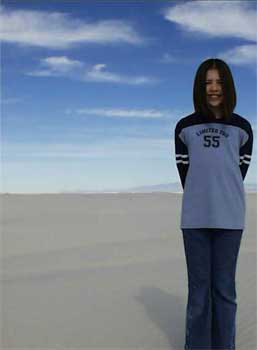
[{"xmin": 193, "ymin": 58, "xmax": 237, "ymax": 122}]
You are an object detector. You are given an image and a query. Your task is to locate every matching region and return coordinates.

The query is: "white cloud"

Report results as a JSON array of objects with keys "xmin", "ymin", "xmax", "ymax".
[
  {"xmin": 84, "ymin": 64, "xmax": 156, "ymax": 85},
  {"xmin": 0, "ymin": 5, "xmax": 144, "ymax": 48},
  {"xmin": 218, "ymin": 44, "xmax": 257, "ymax": 66},
  {"xmin": 160, "ymin": 53, "xmax": 178, "ymax": 64},
  {"xmin": 163, "ymin": 1, "xmax": 257, "ymax": 67},
  {"xmin": 2, "ymin": 97, "xmax": 23, "ymax": 104},
  {"xmin": 163, "ymin": 1, "xmax": 256, "ymax": 42},
  {"xmin": 42, "ymin": 56, "xmax": 83, "ymax": 72},
  {"xmin": 3, "ymin": 137, "xmax": 171, "ymax": 160},
  {"xmin": 28, "ymin": 56, "xmax": 83, "ymax": 77},
  {"xmin": 76, "ymin": 108, "xmax": 169, "ymax": 118},
  {"xmin": 27, "ymin": 56, "xmax": 157, "ymax": 85}
]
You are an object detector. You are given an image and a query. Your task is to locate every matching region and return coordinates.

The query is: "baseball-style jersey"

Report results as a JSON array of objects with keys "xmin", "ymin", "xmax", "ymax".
[{"xmin": 174, "ymin": 111, "xmax": 253, "ymax": 229}]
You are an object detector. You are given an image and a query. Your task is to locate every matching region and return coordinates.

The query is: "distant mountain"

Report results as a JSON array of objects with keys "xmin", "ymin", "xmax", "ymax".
[
  {"xmin": 120, "ymin": 182, "xmax": 182, "ymax": 193},
  {"xmin": 2, "ymin": 183, "xmax": 256, "ymax": 195},
  {"xmin": 244, "ymin": 183, "xmax": 257, "ymax": 192},
  {"xmin": 59, "ymin": 182, "xmax": 182, "ymax": 193},
  {"xmin": 60, "ymin": 182, "xmax": 257, "ymax": 193},
  {"xmin": 122, "ymin": 182, "xmax": 257, "ymax": 193}
]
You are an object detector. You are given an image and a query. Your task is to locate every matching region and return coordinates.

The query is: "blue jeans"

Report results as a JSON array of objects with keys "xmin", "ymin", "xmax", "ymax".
[{"xmin": 182, "ymin": 228, "xmax": 243, "ymax": 350}]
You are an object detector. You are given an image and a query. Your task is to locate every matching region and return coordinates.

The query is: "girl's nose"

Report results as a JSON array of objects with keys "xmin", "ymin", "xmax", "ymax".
[{"xmin": 210, "ymin": 83, "xmax": 221, "ymax": 92}]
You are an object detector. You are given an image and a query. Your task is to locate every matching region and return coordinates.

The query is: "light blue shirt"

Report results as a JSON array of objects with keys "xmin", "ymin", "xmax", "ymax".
[{"xmin": 175, "ymin": 112, "xmax": 253, "ymax": 229}]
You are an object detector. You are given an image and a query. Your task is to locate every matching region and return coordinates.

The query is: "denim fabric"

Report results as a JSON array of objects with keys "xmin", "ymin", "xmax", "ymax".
[{"xmin": 182, "ymin": 228, "xmax": 243, "ymax": 350}]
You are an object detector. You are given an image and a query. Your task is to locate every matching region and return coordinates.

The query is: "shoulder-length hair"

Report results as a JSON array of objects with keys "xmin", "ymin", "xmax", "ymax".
[{"xmin": 193, "ymin": 58, "xmax": 237, "ymax": 122}]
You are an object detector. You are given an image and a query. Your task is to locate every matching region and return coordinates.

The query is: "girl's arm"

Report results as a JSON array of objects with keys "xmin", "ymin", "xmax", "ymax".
[
  {"xmin": 239, "ymin": 121, "xmax": 253, "ymax": 181},
  {"xmin": 174, "ymin": 121, "xmax": 190, "ymax": 189}
]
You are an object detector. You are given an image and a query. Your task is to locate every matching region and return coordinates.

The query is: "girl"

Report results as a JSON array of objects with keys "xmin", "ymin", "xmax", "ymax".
[{"xmin": 175, "ymin": 58, "xmax": 253, "ymax": 350}]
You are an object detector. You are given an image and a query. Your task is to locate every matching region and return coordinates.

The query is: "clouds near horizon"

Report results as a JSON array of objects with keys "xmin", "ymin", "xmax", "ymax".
[{"xmin": 2, "ymin": 1, "xmax": 257, "ymax": 192}]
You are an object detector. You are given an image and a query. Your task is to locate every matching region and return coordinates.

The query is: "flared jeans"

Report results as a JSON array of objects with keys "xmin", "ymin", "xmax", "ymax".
[{"xmin": 182, "ymin": 228, "xmax": 243, "ymax": 350}]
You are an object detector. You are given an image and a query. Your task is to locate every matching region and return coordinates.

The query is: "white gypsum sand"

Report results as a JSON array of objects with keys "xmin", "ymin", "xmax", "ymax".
[{"xmin": 1, "ymin": 193, "xmax": 256, "ymax": 349}]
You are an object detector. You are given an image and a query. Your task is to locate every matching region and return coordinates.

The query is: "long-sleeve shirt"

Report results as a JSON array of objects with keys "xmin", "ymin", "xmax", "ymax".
[{"xmin": 174, "ymin": 111, "xmax": 253, "ymax": 229}]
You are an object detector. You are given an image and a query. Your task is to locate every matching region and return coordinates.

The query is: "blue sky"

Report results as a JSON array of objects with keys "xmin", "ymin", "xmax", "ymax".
[{"xmin": 1, "ymin": 0, "xmax": 257, "ymax": 193}]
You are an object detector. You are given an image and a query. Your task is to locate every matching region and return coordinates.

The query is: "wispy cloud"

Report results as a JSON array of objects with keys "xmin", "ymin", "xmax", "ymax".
[
  {"xmin": 27, "ymin": 56, "xmax": 84, "ymax": 77},
  {"xmin": 2, "ymin": 97, "xmax": 23, "ymax": 105},
  {"xmin": 76, "ymin": 107, "xmax": 169, "ymax": 118},
  {"xmin": 163, "ymin": 1, "xmax": 256, "ymax": 42},
  {"xmin": 43, "ymin": 56, "xmax": 83, "ymax": 72},
  {"xmin": 160, "ymin": 53, "xmax": 178, "ymax": 64},
  {"xmin": 3, "ymin": 137, "xmax": 171, "ymax": 160},
  {"xmin": 28, "ymin": 56, "xmax": 83, "ymax": 77},
  {"xmin": 218, "ymin": 44, "xmax": 257, "ymax": 65},
  {"xmin": 163, "ymin": 1, "xmax": 257, "ymax": 67},
  {"xmin": 84, "ymin": 64, "xmax": 156, "ymax": 85},
  {"xmin": 0, "ymin": 5, "xmax": 144, "ymax": 48},
  {"xmin": 27, "ymin": 56, "xmax": 157, "ymax": 85}
]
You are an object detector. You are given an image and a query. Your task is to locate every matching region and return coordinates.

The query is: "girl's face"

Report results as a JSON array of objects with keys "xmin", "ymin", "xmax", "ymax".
[{"xmin": 205, "ymin": 69, "xmax": 223, "ymax": 109}]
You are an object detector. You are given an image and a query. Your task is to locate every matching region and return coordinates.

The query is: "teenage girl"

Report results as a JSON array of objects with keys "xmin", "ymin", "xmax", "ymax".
[{"xmin": 175, "ymin": 58, "xmax": 253, "ymax": 350}]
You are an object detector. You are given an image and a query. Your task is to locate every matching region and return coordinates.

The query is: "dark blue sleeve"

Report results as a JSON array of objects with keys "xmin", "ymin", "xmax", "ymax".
[
  {"xmin": 239, "ymin": 121, "xmax": 253, "ymax": 180},
  {"xmin": 175, "ymin": 121, "xmax": 190, "ymax": 189}
]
